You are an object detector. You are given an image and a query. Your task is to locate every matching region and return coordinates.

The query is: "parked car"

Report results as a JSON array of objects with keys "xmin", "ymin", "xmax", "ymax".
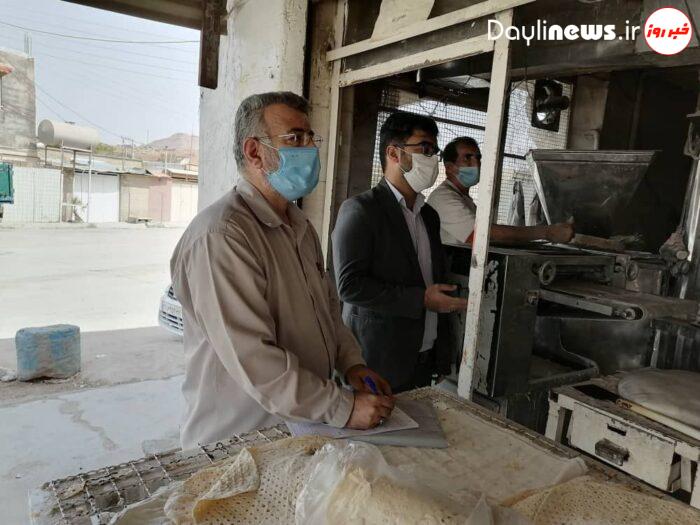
[{"xmin": 159, "ymin": 285, "xmax": 184, "ymax": 336}]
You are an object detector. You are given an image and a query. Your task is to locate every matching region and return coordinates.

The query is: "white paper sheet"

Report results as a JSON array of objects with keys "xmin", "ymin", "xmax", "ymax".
[{"xmin": 286, "ymin": 407, "xmax": 418, "ymax": 439}]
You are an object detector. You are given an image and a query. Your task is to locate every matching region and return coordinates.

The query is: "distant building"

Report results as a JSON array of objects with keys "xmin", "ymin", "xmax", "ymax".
[{"xmin": 0, "ymin": 48, "xmax": 38, "ymax": 165}]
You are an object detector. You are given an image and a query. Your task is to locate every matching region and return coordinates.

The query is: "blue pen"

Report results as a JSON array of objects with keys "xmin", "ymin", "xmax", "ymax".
[{"xmin": 363, "ymin": 376, "xmax": 380, "ymax": 395}]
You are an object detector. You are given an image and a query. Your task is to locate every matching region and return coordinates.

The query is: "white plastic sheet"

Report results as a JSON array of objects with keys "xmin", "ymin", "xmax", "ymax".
[{"xmin": 296, "ymin": 440, "xmax": 530, "ymax": 525}]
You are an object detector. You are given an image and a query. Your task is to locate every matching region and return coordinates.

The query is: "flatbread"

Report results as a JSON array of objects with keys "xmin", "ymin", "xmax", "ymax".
[
  {"xmin": 163, "ymin": 436, "xmax": 329, "ymax": 525},
  {"xmin": 618, "ymin": 369, "xmax": 700, "ymax": 430},
  {"xmin": 326, "ymin": 467, "xmax": 467, "ymax": 524},
  {"xmin": 508, "ymin": 476, "xmax": 700, "ymax": 525}
]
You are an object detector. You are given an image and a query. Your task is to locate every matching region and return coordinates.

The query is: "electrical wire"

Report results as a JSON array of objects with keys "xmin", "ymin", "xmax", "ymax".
[
  {"xmin": 34, "ymin": 45, "xmax": 197, "ymax": 75},
  {"xmin": 33, "ymin": 80, "xmax": 142, "ymax": 143},
  {"xmin": 4, "ymin": 38, "xmax": 196, "ymax": 147},
  {"xmin": 31, "ymin": 37, "xmax": 197, "ymax": 66},
  {"xmin": 41, "ymin": 60, "xmax": 196, "ymax": 120},
  {"xmin": 35, "ymin": 95, "xmax": 70, "ymax": 122},
  {"xmin": 0, "ymin": 20, "xmax": 199, "ymax": 44},
  {"xmin": 0, "ymin": 5, "xmax": 200, "ymax": 42},
  {"xmin": 0, "ymin": 11, "xmax": 199, "ymax": 57},
  {"xmin": 36, "ymin": 52, "xmax": 195, "ymax": 82}
]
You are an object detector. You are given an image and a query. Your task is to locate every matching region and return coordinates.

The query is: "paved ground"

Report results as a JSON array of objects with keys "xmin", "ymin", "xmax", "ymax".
[
  {"xmin": 0, "ymin": 326, "xmax": 185, "ymax": 404},
  {"xmin": 2, "ymin": 377, "xmax": 184, "ymax": 525},
  {"xmin": 0, "ymin": 225, "xmax": 188, "ymax": 524},
  {"xmin": 0, "ymin": 225, "xmax": 185, "ymax": 339}
]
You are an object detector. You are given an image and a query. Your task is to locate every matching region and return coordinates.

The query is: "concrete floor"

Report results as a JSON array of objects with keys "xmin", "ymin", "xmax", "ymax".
[
  {"xmin": 0, "ymin": 225, "xmax": 188, "ymax": 524},
  {"xmin": 1, "ymin": 377, "xmax": 184, "ymax": 525},
  {"xmin": 0, "ymin": 326, "xmax": 185, "ymax": 404},
  {"xmin": 0, "ymin": 225, "xmax": 185, "ymax": 339}
]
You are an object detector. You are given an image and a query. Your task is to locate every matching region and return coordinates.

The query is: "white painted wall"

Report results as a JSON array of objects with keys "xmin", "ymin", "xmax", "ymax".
[
  {"xmin": 198, "ymin": 0, "xmax": 308, "ymax": 211},
  {"xmin": 170, "ymin": 180, "xmax": 198, "ymax": 223},
  {"xmin": 72, "ymin": 172, "xmax": 119, "ymax": 223},
  {"xmin": 1, "ymin": 167, "xmax": 61, "ymax": 223}
]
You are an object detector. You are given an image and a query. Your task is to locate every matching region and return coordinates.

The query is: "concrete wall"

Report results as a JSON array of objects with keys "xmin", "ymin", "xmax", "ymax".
[
  {"xmin": 120, "ymin": 173, "xmax": 170, "ymax": 222},
  {"xmin": 568, "ymin": 76, "xmax": 609, "ymax": 150},
  {"xmin": 148, "ymin": 178, "xmax": 171, "ymax": 223},
  {"xmin": 0, "ymin": 49, "xmax": 37, "ymax": 165},
  {"xmin": 198, "ymin": 0, "xmax": 308, "ymax": 212},
  {"xmin": 73, "ymin": 172, "xmax": 120, "ymax": 223},
  {"xmin": 1, "ymin": 167, "xmax": 60, "ymax": 222},
  {"xmin": 170, "ymin": 180, "xmax": 198, "ymax": 223},
  {"xmin": 303, "ymin": 0, "xmax": 344, "ymax": 238}
]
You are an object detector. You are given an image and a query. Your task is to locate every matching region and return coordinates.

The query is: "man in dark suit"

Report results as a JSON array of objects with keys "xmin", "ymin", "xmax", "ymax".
[{"xmin": 332, "ymin": 111, "xmax": 468, "ymax": 392}]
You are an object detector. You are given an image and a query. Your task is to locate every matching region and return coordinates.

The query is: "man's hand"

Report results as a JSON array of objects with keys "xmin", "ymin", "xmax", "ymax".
[
  {"xmin": 345, "ymin": 365, "xmax": 393, "ymax": 396},
  {"xmin": 425, "ymin": 284, "xmax": 468, "ymax": 313},
  {"xmin": 546, "ymin": 223, "xmax": 575, "ymax": 243},
  {"xmin": 346, "ymin": 391, "xmax": 395, "ymax": 429}
]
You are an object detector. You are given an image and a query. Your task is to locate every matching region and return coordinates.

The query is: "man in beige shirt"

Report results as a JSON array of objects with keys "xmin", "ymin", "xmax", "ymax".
[
  {"xmin": 427, "ymin": 136, "xmax": 574, "ymax": 246},
  {"xmin": 171, "ymin": 92, "xmax": 393, "ymax": 449}
]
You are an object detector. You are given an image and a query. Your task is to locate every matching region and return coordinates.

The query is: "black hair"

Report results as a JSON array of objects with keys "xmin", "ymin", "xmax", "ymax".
[
  {"xmin": 442, "ymin": 137, "xmax": 480, "ymax": 164},
  {"xmin": 378, "ymin": 111, "xmax": 439, "ymax": 171}
]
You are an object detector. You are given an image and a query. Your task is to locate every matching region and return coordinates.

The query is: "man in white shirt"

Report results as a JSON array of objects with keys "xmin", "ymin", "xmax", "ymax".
[{"xmin": 427, "ymin": 137, "xmax": 574, "ymax": 246}]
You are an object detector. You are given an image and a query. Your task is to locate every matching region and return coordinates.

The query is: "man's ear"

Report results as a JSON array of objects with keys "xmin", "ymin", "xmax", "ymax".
[
  {"xmin": 385, "ymin": 144, "xmax": 401, "ymax": 166},
  {"xmin": 243, "ymin": 137, "xmax": 264, "ymax": 171}
]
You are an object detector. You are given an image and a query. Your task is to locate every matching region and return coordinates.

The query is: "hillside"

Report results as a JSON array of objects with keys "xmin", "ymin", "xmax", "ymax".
[
  {"xmin": 147, "ymin": 133, "xmax": 198, "ymax": 152},
  {"xmin": 99, "ymin": 133, "xmax": 199, "ymax": 164}
]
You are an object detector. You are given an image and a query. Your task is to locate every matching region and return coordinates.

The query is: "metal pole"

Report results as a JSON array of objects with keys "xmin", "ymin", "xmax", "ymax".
[
  {"xmin": 58, "ymin": 143, "xmax": 64, "ymax": 222},
  {"xmin": 458, "ymin": 9, "xmax": 513, "ymax": 399},
  {"xmin": 87, "ymin": 148, "xmax": 93, "ymax": 223}
]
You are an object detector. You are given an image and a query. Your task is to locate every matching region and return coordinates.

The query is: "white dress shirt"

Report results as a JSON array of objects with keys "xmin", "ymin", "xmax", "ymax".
[{"xmin": 385, "ymin": 179, "xmax": 437, "ymax": 352}]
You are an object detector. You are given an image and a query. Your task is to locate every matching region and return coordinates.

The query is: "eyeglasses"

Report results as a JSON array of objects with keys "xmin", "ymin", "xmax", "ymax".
[
  {"xmin": 400, "ymin": 141, "xmax": 442, "ymax": 157},
  {"xmin": 257, "ymin": 131, "xmax": 323, "ymax": 147}
]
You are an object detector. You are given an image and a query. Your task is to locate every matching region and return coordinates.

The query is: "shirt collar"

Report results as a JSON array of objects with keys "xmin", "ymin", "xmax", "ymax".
[
  {"xmin": 446, "ymin": 179, "xmax": 473, "ymax": 201},
  {"xmin": 236, "ymin": 177, "xmax": 308, "ymax": 238},
  {"xmin": 385, "ymin": 178, "xmax": 425, "ymax": 215}
]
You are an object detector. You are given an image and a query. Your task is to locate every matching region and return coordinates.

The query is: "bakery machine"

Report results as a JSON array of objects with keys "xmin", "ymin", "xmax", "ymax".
[{"xmin": 445, "ymin": 150, "xmax": 700, "ymax": 432}]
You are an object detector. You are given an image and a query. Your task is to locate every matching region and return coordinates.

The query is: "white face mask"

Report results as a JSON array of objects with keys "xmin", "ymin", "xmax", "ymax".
[{"xmin": 399, "ymin": 151, "xmax": 439, "ymax": 193}]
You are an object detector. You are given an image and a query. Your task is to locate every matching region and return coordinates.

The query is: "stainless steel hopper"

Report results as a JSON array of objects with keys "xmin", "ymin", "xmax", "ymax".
[{"xmin": 527, "ymin": 150, "xmax": 658, "ymax": 238}]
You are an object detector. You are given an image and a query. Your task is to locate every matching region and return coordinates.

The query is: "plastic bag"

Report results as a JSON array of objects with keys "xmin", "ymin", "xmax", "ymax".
[{"xmin": 295, "ymin": 440, "xmax": 530, "ymax": 525}]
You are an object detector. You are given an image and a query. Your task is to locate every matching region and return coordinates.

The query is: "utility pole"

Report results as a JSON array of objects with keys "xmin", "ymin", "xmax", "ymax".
[{"xmin": 24, "ymin": 33, "xmax": 32, "ymax": 56}]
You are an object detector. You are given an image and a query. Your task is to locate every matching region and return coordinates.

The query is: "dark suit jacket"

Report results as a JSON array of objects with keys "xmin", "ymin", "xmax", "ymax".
[{"xmin": 331, "ymin": 178, "xmax": 451, "ymax": 389}]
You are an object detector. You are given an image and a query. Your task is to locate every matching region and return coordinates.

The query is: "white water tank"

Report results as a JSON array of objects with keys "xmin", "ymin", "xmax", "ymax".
[{"xmin": 37, "ymin": 120, "xmax": 100, "ymax": 149}]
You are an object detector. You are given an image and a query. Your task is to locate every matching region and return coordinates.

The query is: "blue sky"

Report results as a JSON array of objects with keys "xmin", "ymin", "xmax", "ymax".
[{"xmin": 0, "ymin": 0, "xmax": 201, "ymax": 145}]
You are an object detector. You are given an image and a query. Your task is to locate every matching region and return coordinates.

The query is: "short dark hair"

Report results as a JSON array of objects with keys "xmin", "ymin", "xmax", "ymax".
[
  {"xmin": 378, "ymin": 111, "xmax": 439, "ymax": 170},
  {"xmin": 443, "ymin": 136, "xmax": 480, "ymax": 164}
]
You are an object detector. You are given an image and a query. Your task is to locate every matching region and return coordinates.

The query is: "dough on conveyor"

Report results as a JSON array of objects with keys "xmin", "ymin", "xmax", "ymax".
[{"xmin": 618, "ymin": 369, "xmax": 700, "ymax": 430}]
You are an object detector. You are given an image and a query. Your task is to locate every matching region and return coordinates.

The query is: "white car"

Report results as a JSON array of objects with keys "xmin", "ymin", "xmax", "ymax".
[{"xmin": 159, "ymin": 285, "xmax": 184, "ymax": 336}]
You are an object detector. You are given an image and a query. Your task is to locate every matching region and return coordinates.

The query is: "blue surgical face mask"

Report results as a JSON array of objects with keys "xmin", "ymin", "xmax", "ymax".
[
  {"xmin": 457, "ymin": 166, "xmax": 480, "ymax": 187},
  {"xmin": 262, "ymin": 145, "xmax": 320, "ymax": 201}
]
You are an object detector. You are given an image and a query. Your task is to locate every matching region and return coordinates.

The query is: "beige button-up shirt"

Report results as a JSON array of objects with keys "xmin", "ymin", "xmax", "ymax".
[
  {"xmin": 385, "ymin": 180, "xmax": 437, "ymax": 352},
  {"xmin": 170, "ymin": 177, "xmax": 365, "ymax": 449}
]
